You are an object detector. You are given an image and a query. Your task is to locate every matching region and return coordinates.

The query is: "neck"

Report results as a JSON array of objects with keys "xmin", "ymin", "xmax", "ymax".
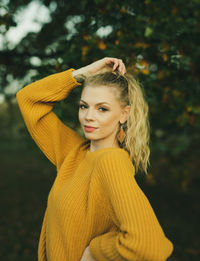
[{"xmin": 89, "ymin": 139, "xmax": 120, "ymax": 152}]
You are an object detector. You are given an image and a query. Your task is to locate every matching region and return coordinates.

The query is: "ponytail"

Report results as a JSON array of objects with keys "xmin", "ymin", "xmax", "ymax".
[{"xmin": 124, "ymin": 73, "xmax": 150, "ymax": 174}]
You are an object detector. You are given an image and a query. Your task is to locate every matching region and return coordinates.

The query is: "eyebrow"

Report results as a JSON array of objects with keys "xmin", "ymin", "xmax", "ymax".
[{"xmin": 80, "ymin": 99, "xmax": 111, "ymax": 106}]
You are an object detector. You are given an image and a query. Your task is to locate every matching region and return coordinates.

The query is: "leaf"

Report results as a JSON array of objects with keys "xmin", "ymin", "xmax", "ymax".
[
  {"xmin": 98, "ymin": 40, "xmax": 107, "ymax": 50},
  {"xmin": 144, "ymin": 26, "xmax": 153, "ymax": 37}
]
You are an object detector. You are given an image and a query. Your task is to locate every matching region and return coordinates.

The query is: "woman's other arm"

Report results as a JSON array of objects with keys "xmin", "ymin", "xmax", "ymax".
[{"xmin": 89, "ymin": 151, "xmax": 174, "ymax": 261}]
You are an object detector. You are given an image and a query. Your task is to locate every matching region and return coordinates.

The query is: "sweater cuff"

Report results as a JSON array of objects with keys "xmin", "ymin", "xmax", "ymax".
[
  {"xmin": 89, "ymin": 231, "xmax": 124, "ymax": 261},
  {"xmin": 57, "ymin": 68, "xmax": 82, "ymax": 90}
]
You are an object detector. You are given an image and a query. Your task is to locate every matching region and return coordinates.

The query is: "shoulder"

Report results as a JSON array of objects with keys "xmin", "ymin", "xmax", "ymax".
[
  {"xmin": 95, "ymin": 148, "xmax": 135, "ymax": 176},
  {"xmin": 97, "ymin": 148, "xmax": 131, "ymax": 162},
  {"xmin": 98, "ymin": 148, "xmax": 129, "ymax": 161}
]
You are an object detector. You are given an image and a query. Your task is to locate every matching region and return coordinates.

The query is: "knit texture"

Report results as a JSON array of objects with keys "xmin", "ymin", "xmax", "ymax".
[{"xmin": 16, "ymin": 68, "xmax": 173, "ymax": 261}]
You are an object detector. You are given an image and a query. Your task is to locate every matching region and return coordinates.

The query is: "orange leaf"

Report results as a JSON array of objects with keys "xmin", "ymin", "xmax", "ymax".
[
  {"xmin": 163, "ymin": 54, "xmax": 168, "ymax": 61},
  {"xmin": 157, "ymin": 71, "xmax": 164, "ymax": 79},
  {"xmin": 98, "ymin": 40, "xmax": 107, "ymax": 50},
  {"xmin": 81, "ymin": 46, "xmax": 89, "ymax": 58},
  {"xmin": 189, "ymin": 114, "xmax": 195, "ymax": 125},
  {"xmin": 172, "ymin": 90, "xmax": 181, "ymax": 97},
  {"xmin": 186, "ymin": 106, "xmax": 192, "ymax": 112},
  {"xmin": 120, "ymin": 7, "xmax": 127, "ymax": 13},
  {"xmin": 162, "ymin": 93, "xmax": 168, "ymax": 103},
  {"xmin": 83, "ymin": 35, "xmax": 90, "ymax": 41},
  {"xmin": 171, "ymin": 7, "xmax": 177, "ymax": 15},
  {"xmin": 141, "ymin": 68, "xmax": 150, "ymax": 75},
  {"xmin": 134, "ymin": 42, "xmax": 150, "ymax": 49},
  {"xmin": 160, "ymin": 42, "xmax": 170, "ymax": 52}
]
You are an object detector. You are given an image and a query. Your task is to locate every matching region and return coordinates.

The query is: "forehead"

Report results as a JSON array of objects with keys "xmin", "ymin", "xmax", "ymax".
[{"xmin": 81, "ymin": 85, "xmax": 120, "ymax": 104}]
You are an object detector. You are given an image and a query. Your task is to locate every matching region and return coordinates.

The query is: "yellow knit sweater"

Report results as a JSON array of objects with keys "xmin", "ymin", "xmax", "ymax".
[{"xmin": 16, "ymin": 68, "xmax": 173, "ymax": 261}]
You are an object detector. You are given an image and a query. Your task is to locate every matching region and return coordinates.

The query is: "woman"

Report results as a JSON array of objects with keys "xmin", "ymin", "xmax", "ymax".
[{"xmin": 16, "ymin": 57, "xmax": 173, "ymax": 261}]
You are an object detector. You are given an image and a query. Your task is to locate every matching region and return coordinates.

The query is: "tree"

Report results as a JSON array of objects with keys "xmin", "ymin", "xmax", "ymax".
[{"xmin": 1, "ymin": 0, "xmax": 200, "ymax": 190}]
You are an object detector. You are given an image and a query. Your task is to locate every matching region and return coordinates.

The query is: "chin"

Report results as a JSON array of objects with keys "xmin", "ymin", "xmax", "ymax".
[
  {"xmin": 85, "ymin": 136, "xmax": 98, "ymax": 140},
  {"xmin": 84, "ymin": 134, "xmax": 101, "ymax": 141}
]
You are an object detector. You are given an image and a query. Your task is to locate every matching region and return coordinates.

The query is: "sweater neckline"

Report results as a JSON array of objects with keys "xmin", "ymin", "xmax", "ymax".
[{"xmin": 85, "ymin": 146, "xmax": 130, "ymax": 158}]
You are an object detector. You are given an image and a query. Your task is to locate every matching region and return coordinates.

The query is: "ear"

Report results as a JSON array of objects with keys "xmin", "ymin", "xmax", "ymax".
[{"xmin": 120, "ymin": 105, "xmax": 131, "ymax": 124}]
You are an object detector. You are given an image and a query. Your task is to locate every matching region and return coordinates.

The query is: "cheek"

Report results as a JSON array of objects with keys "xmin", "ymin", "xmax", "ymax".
[
  {"xmin": 78, "ymin": 110, "xmax": 83, "ymax": 123},
  {"xmin": 99, "ymin": 113, "xmax": 119, "ymax": 127}
]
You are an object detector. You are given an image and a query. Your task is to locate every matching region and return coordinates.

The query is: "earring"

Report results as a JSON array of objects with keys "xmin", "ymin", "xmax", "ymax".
[{"xmin": 117, "ymin": 124, "xmax": 126, "ymax": 144}]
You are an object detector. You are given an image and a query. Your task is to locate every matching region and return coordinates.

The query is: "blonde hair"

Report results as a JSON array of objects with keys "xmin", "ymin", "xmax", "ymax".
[{"xmin": 75, "ymin": 70, "xmax": 150, "ymax": 174}]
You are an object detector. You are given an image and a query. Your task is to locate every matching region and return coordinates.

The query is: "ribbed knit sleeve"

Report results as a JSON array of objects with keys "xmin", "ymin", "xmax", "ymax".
[
  {"xmin": 89, "ymin": 151, "xmax": 173, "ymax": 261},
  {"xmin": 16, "ymin": 68, "xmax": 84, "ymax": 171}
]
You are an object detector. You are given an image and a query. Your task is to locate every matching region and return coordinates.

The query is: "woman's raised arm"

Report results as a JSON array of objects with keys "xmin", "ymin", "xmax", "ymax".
[
  {"xmin": 16, "ymin": 57, "xmax": 126, "ymax": 171},
  {"xmin": 16, "ymin": 68, "xmax": 84, "ymax": 171}
]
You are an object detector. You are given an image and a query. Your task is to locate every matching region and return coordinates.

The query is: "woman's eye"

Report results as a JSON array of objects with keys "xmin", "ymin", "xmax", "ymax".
[
  {"xmin": 79, "ymin": 104, "xmax": 108, "ymax": 112},
  {"xmin": 99, "ymin": 107, "xmax": 108, "ymax": 112},
  {"xmin": 79, "ymin": 104, "xmax": 87, "ymax": 109}
]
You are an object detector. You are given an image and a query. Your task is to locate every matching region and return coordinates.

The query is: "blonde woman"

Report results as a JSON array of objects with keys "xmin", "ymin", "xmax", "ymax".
[{"xmin": 16, "ymin": 57, "xmax": 173, "ymax": 261}]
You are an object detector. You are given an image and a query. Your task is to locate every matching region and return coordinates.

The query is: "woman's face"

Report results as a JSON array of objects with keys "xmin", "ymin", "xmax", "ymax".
[{"xmin": 78, "ymin": 85, "xmax": 129, "ymax": 146}]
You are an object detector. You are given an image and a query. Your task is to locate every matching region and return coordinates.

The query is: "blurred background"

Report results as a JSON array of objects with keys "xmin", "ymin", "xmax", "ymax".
[{"xmin": 0, "ymin": 0, "xmax": 200, "ymax": 260}]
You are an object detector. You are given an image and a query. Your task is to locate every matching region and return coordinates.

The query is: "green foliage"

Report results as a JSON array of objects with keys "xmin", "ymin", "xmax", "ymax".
[
  {"xmin": 1, "ymin": 0, "xmax": 200, "ymax": 188},
  {"xmin": 1, "ymin": 0, "xmax": 200, "ymax": 195},
  {"xmin": 1, "ymin": 0, "xmax": 200, "ymax": 180},
  {"xmin": 0, "ymin": 1, "xmax": 200, "ymax": 259}
]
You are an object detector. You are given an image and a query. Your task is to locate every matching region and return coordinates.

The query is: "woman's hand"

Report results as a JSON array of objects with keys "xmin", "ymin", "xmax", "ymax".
[
  {"xmin": 80, "ymin": 246, "xmax": 97, "ymax": 261},
  {"xmin": 72, "ymin": 57, "xmax": 126, "ymax": 78},
  {"xmin": 85, "ymin": 57, "xmax": 126, "ymax": 75}
]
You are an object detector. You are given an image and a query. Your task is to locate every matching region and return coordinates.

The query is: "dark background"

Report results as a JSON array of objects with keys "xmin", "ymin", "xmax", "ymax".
[{"xmin": 0, "ymin": 0, "xmax": 200, "ymax": 260}]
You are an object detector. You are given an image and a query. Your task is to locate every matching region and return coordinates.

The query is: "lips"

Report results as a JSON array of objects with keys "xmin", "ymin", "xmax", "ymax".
[{"xmin": 84, "ymin": 125, "xmax": 98, "ymax": 132}]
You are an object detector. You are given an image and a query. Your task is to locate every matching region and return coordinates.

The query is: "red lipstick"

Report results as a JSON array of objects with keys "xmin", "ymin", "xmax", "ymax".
[{"xmin": 84, "ymin": 125, "xmax": 98, "ymax": 132}]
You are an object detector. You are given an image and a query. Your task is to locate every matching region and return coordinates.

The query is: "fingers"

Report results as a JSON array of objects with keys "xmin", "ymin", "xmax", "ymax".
[
  {"xmin": 105, "ymin": 57, "xmax": 126, "ymax": 75},
  {"xmin": 112, "ymin": 59, "xmax": 119, "ymax": 71},
  {"xmin": 117, "ymin": 59, "xmax": 126, "ymax": 75}
]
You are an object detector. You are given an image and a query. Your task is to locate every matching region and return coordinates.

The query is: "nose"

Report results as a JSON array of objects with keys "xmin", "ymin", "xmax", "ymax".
[{"xmin": 85, "ymin": 108, "xmax": 95, "ymax": 121}]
